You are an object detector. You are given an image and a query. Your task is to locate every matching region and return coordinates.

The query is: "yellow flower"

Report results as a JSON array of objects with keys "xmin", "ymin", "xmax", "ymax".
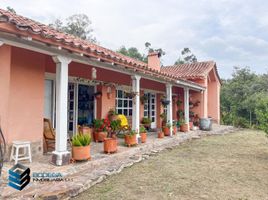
[{"xmin": 117, "ymin": 114, "xmax": 129, "ymax": 128}]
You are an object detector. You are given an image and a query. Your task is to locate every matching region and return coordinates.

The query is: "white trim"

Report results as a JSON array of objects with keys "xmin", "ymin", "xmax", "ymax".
[
  {"xmin": 0, "ymin": 40, "xmax": 4, "ymax": 46},
  {"xmin": 166, "ymin": 84, "xmax": 173, "ymax": 136}
]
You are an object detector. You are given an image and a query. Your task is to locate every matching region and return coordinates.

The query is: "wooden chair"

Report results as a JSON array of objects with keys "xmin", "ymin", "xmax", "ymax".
[
  {"xmin": 43, "ymin": 118, "xmax": 72, "ymax": 153},
  {"xmin": 43, "ymin": 118, "xmax": 56, "ymax": 153}
]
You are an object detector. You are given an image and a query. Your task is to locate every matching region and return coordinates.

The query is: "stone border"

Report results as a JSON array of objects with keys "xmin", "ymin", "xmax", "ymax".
[{"xmin": 2, "ymin": 126, "xmax": 237, "ymax": 200}]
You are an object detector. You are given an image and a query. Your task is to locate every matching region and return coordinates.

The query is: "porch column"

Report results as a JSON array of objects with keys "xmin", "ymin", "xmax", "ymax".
[
  {"xmin": 166, "ymin": 84, "xmax": 173, "ymax": 136},
  {"xmin": 184, "ymin": 88, "xmax": 190, "ymax": 131},
  {"xmin": 52, "ymin": 55, "xmax": 72, "ymax": 166},
  {"xmin": 131, "ymin": 75, "xmax": 141, "ymax": 141}
]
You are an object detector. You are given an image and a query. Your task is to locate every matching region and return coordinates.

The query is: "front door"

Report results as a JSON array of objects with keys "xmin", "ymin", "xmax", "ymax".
[
  {"xmin": 144, "ymin": 92, "xmax": 157, "ymax": 129},
  {"xmin": 68, "ymin": 83, "xmax": 95, "ymax": 136}
]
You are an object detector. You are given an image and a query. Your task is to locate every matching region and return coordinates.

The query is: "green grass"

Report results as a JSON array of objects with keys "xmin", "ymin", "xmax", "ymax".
[{"xmin": 74, "ymin": 130, "xmax": 268, "ymax": 200}]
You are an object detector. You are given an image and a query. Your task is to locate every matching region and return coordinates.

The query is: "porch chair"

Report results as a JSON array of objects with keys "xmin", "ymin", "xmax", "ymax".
[
  {"xmin": 43, "ymin": 118, "xmax": 56, "ymax": 153},
  {"xmin": 43, "ymin": 118, "xmax": 72, "ymax": 153}
]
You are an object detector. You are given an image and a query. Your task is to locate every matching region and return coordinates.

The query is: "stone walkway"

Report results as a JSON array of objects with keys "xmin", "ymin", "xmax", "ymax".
[{"xmin": 0, "ymin": 125, "xmax": 236, "ymax": 200}]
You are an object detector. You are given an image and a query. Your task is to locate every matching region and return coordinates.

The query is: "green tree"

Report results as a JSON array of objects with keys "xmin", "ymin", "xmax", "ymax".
[
  {"xmin": 255, "ymin": 94, "xmax": 268, "ymax": 135},
  {"xmin": 6, "ymin": 6, "xmax": 16, "ymax": 14},
  {"xmin": 49, "ymin": 14, "xmax": 97, "ymax": 43},
  {"xmin": 221, "ymin": 67, "xmax": 268, "ymax": 129},
  {"xmin": 174, "ymin": 47, "xmax": 197, "ymax": 65},
  {"xmin": 117, "ymin": 46, "xmax": 147, "ymax": 62}
]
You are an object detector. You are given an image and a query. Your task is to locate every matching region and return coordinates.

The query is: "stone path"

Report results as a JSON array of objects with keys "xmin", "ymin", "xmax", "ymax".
[{"xmin": 0, "ymin": 125, "xmax": 236, "ymax": 200}]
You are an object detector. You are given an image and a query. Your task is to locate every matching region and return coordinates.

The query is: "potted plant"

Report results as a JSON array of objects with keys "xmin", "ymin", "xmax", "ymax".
[
  {"xmin": 103, "ymin": 119, "xmax": 120, "ymax": 154},
  {"xmin": 140, "ymin": 125, "xmax": 147, "ymax": 143},
  {"xmin": 179, "ymin": 119, "xmax": 189, "ymax": 132},
  {"xmin": 163, "ymin": 122, "xmax": 171, "ymax": 136},
  {"xmin": 158, "ymin": 130, "xmax": 164, "ymax": 138},
  {"xmin": 124, "ymin": 91, "xmax": 137, "ymax": 98},
  {"xmin": 160, "ymin": 112, "xmax": 167, "ymax": 127},
  {"xmin": 172, "ymin": 121, "xmax": 177, "ymax": 135},
  {"xmin": 161, "ymin": 99, "xmax": 170, "ymax": 106},
  {"xmin": 108, "ymin": 108, "xmax": 118, "ymax": 121},
  {"xmin": 93, "ymin": 119, "xmax": 108, "ymax": 142},
  {"xmin": 141, "ymin": 117, "xmax": 151, "ymax": 130},
  {"xmin": 176, "ymin": 99, "xmax": 182, "ymax": 107},
  {"xmin": 93, "ymin": 91, "xmax": 102, "ymax": 99},
  {"xmin": 124, "ymin": 130, "xmax": 137, "ymax": 147},
  {"xmin": 71, "ymin": 134, "xmax": 91, "ymax": 161},
  {"xmin": 78, "ymin": 124, "xmax": 94, "ymax": 139},
  {"xmin": 140, "ymin": 94, "xmax": 149, "ymax": 104}
]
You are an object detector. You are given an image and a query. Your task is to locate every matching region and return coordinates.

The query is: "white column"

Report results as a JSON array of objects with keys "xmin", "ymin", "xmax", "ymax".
[
  {"xmin": 52, "ymin": 55, "xmax": 72, "ymax": 166},
  {"xmin": 166, "ymin": 84, "xmax": 173, "ymax": 136},
  {"xmin": 131, "ymin": 75, "xmax": 141, "ymax": 142},
  {"xmin": 184, "ymin": 88, "xmax": 190, "ymax": 131}
]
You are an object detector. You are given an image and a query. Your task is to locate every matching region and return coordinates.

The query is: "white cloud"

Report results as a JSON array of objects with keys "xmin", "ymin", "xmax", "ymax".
[{"xmin": 1, "ymin": 0, "xmax": 268, "ymax": 78}]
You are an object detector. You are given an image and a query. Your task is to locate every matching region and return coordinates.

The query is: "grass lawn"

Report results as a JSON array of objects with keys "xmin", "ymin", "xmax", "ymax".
[{"xmin": 74, "ymin": 130, "xmax": 268, "ymax": 200}]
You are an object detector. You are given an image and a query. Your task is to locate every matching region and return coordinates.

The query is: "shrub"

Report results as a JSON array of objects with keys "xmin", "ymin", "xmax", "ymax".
[{"xmin": 72, "ymin": 134, "xmax": 91, "ymax": 146}]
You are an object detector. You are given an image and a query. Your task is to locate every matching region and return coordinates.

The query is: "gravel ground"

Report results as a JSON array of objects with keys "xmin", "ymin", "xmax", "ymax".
[{"xmin": 74, "ymin": 130, "xmax": 268, "ymax": 200}]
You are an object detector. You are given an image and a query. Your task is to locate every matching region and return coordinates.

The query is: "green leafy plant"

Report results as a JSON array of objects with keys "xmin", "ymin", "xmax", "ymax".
[
  {"xmin": 165, "ymin": 122, "xmax": 171, "ymax": 128},
  {"xmin": 72, "ymin": 134, "xmax": 91, "ymax": 146},
  {"xmin": 176, "ymin": 99, "xmax": 182, "ymax": 107},
  {"xmin": 179, "ymin": 118, "xmax": 186, "ymax": 125},
  {"xmin": 140, "ymin": 125, "xmax": 147, "ymax": 133},
  {"xmin": 141, "ymin": 117, "xmax": 151, "ymax": 125},
  {"xmin": 126, "ymin": 130, "xmax": 137, "ymax": 136},
  {"xmin": 140, "ymin": 95, "xmax": 149, "ymax": 104}
]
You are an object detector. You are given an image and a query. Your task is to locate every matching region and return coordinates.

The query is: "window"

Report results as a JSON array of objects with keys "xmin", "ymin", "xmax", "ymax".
[
  {"xmin": 44, "ymin": 79, "xmax": 54, "ymax": 122},
  {"xmin": 116, "ymin": 90, "xmax": 133, "ymax": 116}
]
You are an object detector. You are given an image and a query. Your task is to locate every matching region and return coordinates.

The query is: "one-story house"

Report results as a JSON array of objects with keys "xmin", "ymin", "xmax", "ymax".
[{"xmin": 0, "ymin": 9, "xmax": 221, "ymax": 165}]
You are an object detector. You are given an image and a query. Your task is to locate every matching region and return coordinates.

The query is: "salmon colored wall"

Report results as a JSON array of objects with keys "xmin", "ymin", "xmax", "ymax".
[
  {"xmin": 7, "ymin": 47, "xmax": 45, "ymax": 143},
  {"xmin": 207, "ymin": 69, "xmax": 221, "ymax": 123},
  {"xmin": 0, "ymin": 45, "xmax": 11, "ymax": 142}
]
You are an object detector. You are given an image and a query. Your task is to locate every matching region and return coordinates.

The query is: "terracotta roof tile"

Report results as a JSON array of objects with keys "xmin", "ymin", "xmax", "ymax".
[
  {"xmin": 0, "ymin": 8, "xmax": 206, "ymax": 89},
  {"xmin": 161, "ymin": 61, "xmax": 220, "ymax": 80}
]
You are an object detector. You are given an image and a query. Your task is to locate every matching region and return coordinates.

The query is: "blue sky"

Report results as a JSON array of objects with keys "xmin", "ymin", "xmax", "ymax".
[{"xmin": 1, "ymin": 0, "xmax": 268, "ymax": 78}]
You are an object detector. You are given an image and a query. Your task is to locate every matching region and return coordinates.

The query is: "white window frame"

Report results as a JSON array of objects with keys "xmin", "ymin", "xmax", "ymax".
[{"xmin": 115, "ymin": 89, "xmax": 133, "ymax": 116}]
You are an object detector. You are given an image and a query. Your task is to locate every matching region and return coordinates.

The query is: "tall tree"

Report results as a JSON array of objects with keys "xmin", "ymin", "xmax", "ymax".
[
  {"xmin": 49, "ymin": 14, "xmax": 97, "ymax": 43},
  {"xmin": 117, "ymin": 46, "xmax": 147, "ymax": 62},
  {"xmin": 174, "ymin": 47, "xmax": 197, "ymax": 65},
  {"xmin": 6, "ymin": 6, "xmax": 16, "ymax": 14}
]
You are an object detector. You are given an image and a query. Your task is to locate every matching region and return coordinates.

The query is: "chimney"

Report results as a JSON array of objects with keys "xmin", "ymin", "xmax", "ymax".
[{"xmin": 147, "ymin": 51, "xmax": 161, "ymax": 71}]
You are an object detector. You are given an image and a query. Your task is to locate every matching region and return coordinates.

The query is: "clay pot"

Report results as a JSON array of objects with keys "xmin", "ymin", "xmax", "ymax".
[
  {"xmin": 94, "ymin": 131, "xmax": 108, "ymax": 142},
  {"xmin": 140, "ymin": 132, "xmax": 147, "ymax": 143},
  {"xmin": 163, "ymin": 127, "xmax": 170, "ymax": 136},
  {"xmin": 124, "ymin": 134, "xmax": 137, "ymax": 147},
  {"xmin": 180, "ymin": 124, "xmax": 189, "ymax": 132},
  {"xmin": 103, "ymin": 138, "xmax": 117, "ymax": 154},
  {"xmin": 72, "ymin": 145, "xmax": 91, "ymax": 161},
  {"xmin": 189, "ymin": 122, "xmax": 193, "ymax": 130},
  {"xmin": 158, "ymin": 132, "xmax": 164, "ymax": 138},
  {"xmin": 79, "ymin": 126, "xmax": 94, "ymax": 138},
  {"xmin": 173, "ymin": 126, "xmax": 177, "ymax": 135}
]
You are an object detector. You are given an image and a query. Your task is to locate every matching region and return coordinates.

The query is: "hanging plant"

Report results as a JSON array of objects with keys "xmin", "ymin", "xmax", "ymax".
[
  {"xmin": 176, "ymin": 99, "xmax": 182, "ymax": 107},
  {"xmin": 161, "ymin": 99, "xmax": 170, "ymax": 106},
  {"xmin": 93, "ymin": 91, "xmax": 102, "ymax": 99},
  {"xmin": 140, "ymin": 95, "xmax": 149, "ymax": 104},
  {"xmin": 124, "ymin": 91, "xmax": 138, "ymax": 98}
]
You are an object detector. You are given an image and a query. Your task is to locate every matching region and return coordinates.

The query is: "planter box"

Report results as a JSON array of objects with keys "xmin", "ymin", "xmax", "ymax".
[
  {"xmin": 124, "ymin": 134, "xmax": 137, "ymax": 147},
  {"xmin": 140, "ymin": 132, "xmax": 147, "ymax": 143}
]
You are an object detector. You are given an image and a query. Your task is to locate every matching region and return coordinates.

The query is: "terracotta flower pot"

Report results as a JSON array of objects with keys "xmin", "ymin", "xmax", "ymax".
[
  {"xmin": 173, "ymin": 126, "xmax": 177, "ymax": 135},
  {"xmin": 124, "ymin": 134, "xmax": 137, "ymax": 147},
  {"xmin": 180, "ymin": 124, "xmax": 189, "ymax": 132},
  {"xmin": 79, "ymin": 126, "xmax": 94, "ymax": 138},
  {"xmin": 103, "ymin": 138, "xmax": 117, "ymax": 154},
  {"xmin": 158, "ymin": 132, "xmax": 164, "ymax": 138},
  {"xmin": 140, "ymin": 132, "xmax": 147, "ymax": 143},
  {"xmin": 72, "ymin": 145, "xmax": 91, "ymax": 161},
  {"xmin": 163, "ymin": 127, "xmax": 170, "ymax": 136},
  {"xmin": 94, "ymin": 131, "xmax": 108, "ymax": 142},
  {"xmin": 189, "ymin": 122, "xmax": 193, "ymax": 130}
]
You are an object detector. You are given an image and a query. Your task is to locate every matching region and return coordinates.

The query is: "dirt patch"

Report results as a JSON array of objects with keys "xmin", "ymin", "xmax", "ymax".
[{"xmin": 74, "ymin": 130, "xmax": 268, "ymax": 200}]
